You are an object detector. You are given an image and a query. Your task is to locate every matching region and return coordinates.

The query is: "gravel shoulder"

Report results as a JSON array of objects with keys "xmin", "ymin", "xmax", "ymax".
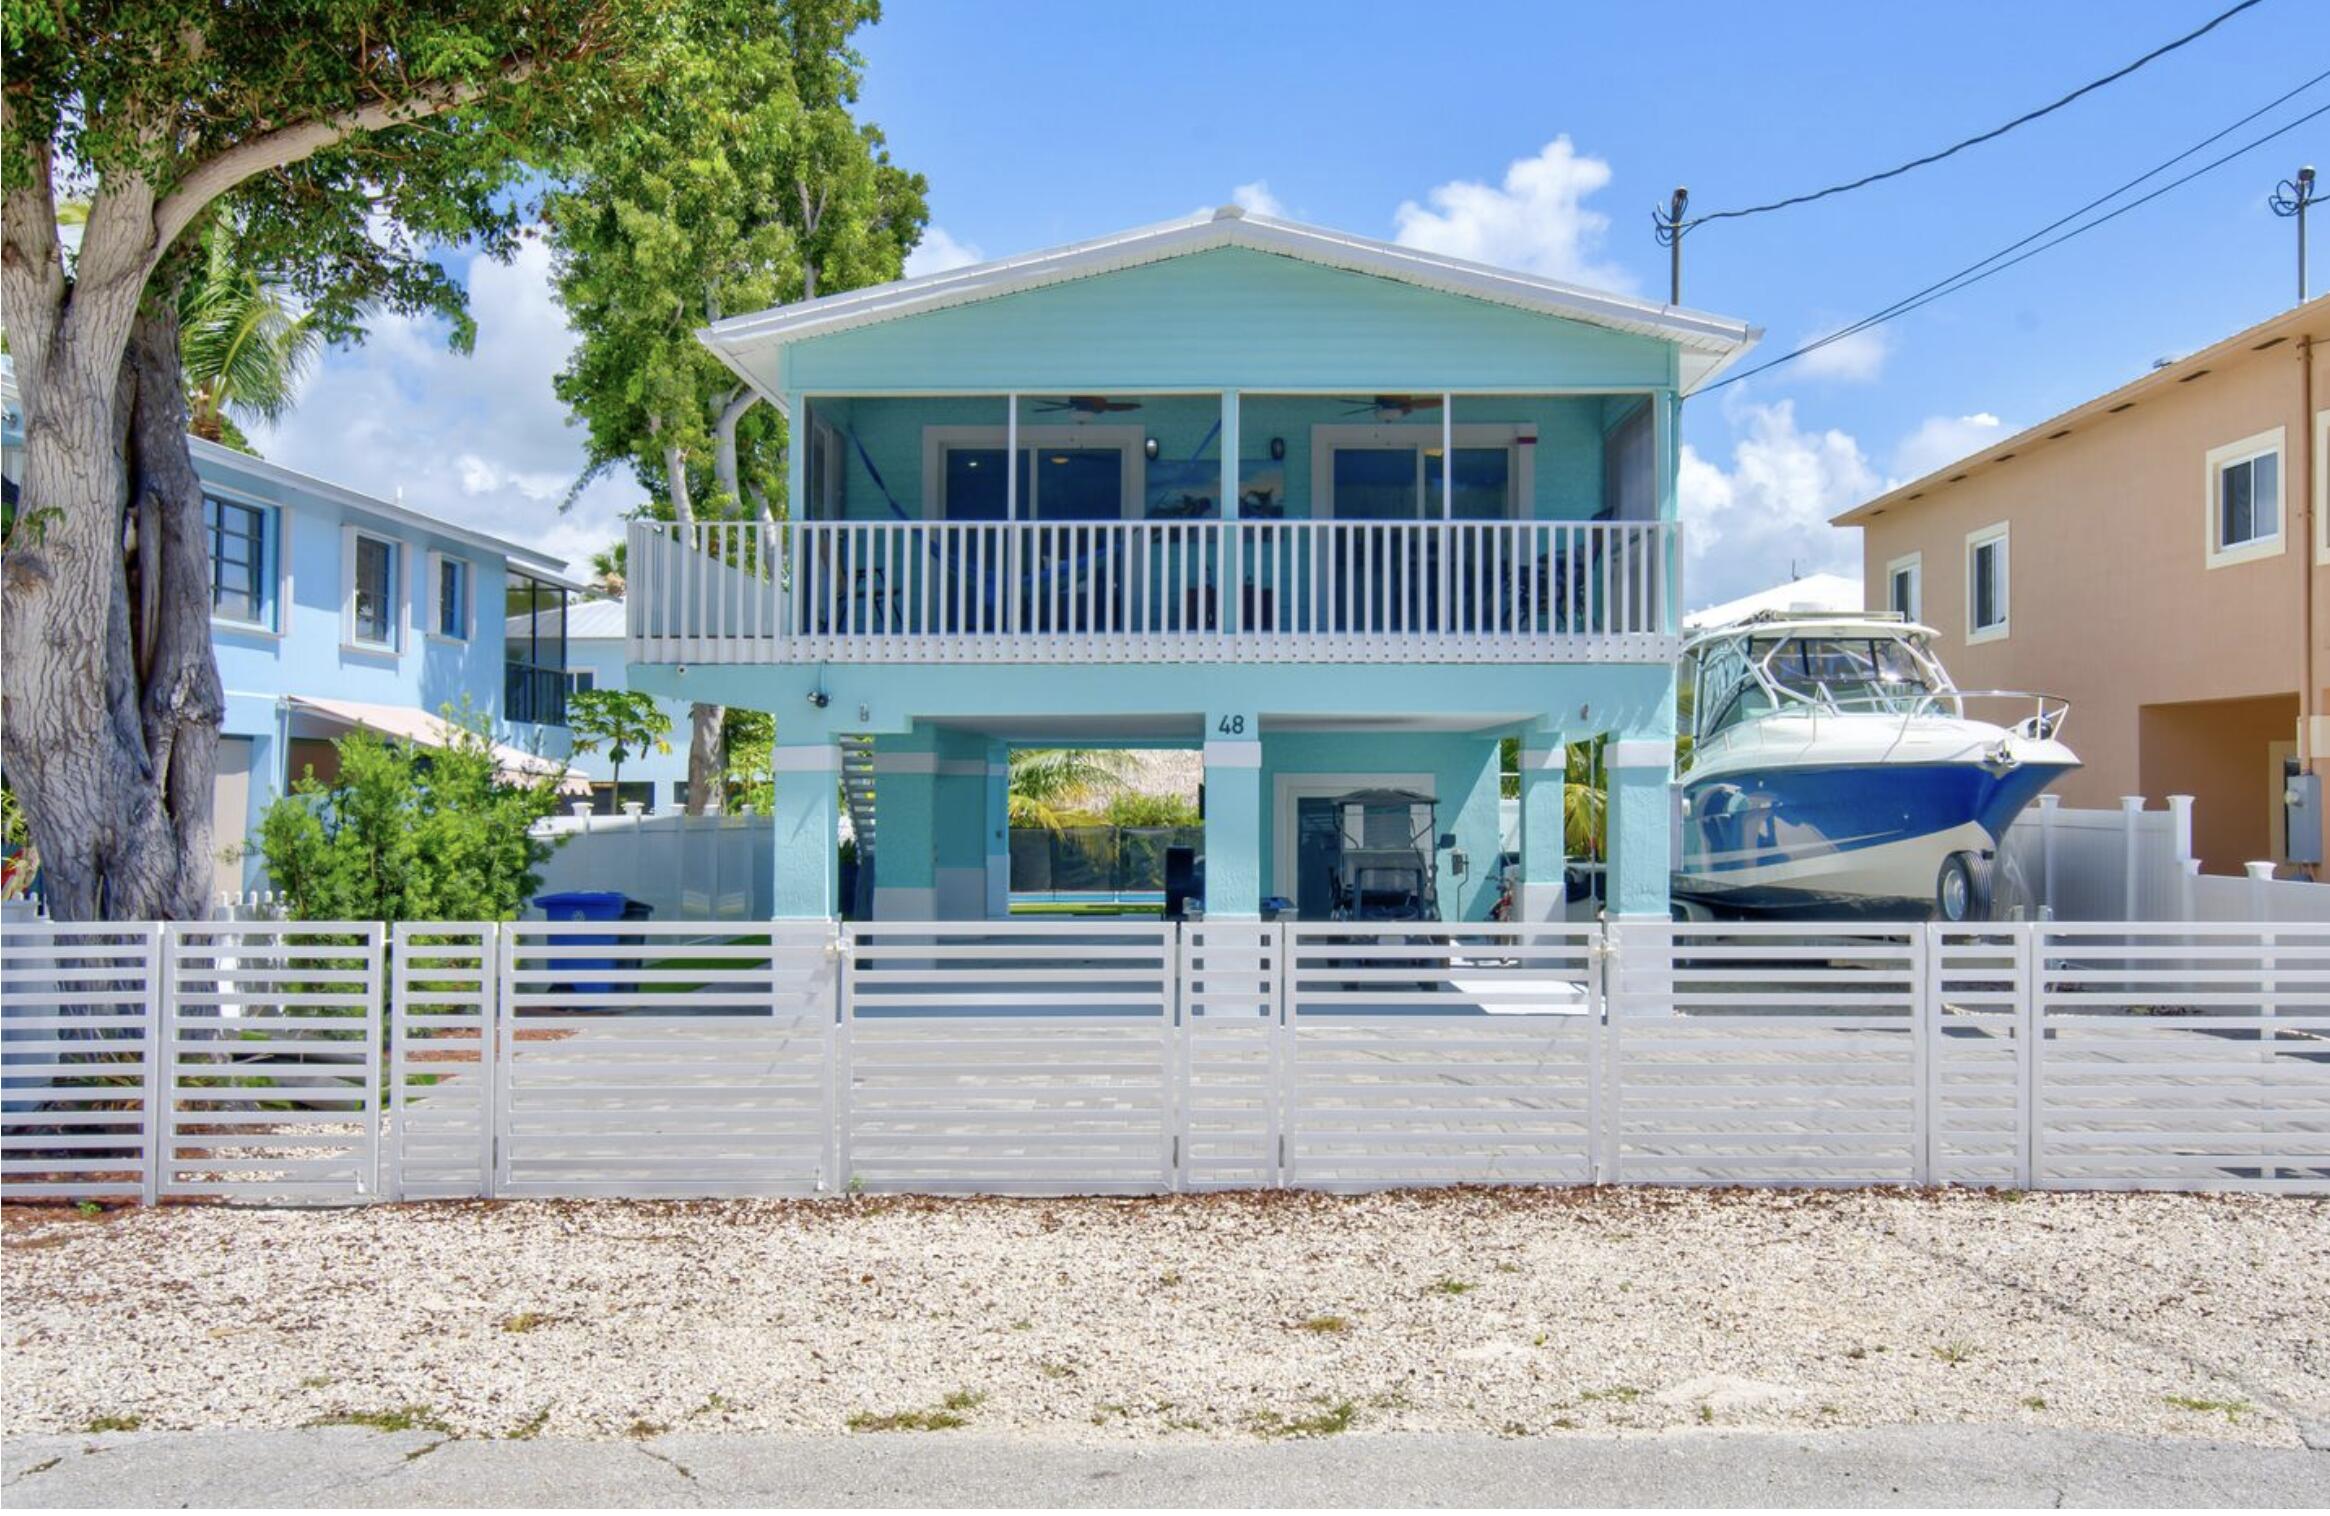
[{"xmin": 4, "ymin": 1189, "xmax": 2325, "ymax": 1449}]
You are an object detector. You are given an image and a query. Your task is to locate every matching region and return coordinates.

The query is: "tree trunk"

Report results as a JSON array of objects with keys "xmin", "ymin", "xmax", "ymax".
[{"xmin": 1, "ymin": 290, "xmax": 224, "ymax": 921}]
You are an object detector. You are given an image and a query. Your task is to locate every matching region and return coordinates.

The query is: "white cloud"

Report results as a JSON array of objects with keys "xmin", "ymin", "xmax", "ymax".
[
  {"xmin": 1230, "ymin": 180, "xmax": 1285, "ymax": 218},
  {"xmin": 1790, "ymin": 324, "xmax": 1890, "ymax": 383},
  {"xmin": 1679, "ymin": 398, "xmax": 1877, "ymax": 607},
  {"xmin": 903, "ymin": 225, "xmax": 983, "ymax": 278},
  {"xmin": 1391, "ymin": 136, "xmax": 1633, "ymax": 292},
  {"xmin": 248, "ymin": 237, "xmax": 635, "ymax": 580},
  {"xmin": 1890, "ymin": 412, "xmax": 2004, "ymax": 482}
]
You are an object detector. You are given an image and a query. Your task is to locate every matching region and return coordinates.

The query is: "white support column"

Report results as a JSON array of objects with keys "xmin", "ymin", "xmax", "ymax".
[
  {"xmin": 1221, "ymin": 388, "xmax": 1241, "ymax": 634},
  {"xmin": 1005, "ymin": 392, "xmax": 1019, "ymax": 521},
  {"xmin": 1440, "ymin": 393, "xmax": 1453, "ymax": 519},
  {"xmin": 1517, "ymin": 741, "xmax": 1567, "ymax": 921},
  {"xmin": 2120, "ymin": 795, "xmax": 2145, "ymax": 921},
  {"xmin": 985, "ymin": 747, "xmax": 1011, "ymax": 919}
]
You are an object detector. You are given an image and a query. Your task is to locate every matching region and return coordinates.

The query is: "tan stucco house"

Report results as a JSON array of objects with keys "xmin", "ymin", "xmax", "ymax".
[{"xmin": 1835, "ymin": 296, "xmax": 2329, "ymax": 876}]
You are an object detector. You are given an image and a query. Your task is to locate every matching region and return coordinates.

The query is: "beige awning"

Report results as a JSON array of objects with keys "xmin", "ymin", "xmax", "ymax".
[{"xmin": 283, "ymin": 696, "xmax": 591, "ymax": 796}]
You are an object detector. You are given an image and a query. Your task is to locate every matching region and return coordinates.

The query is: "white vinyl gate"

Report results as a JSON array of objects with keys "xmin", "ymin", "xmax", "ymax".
[{"xmin": 5, "ymin": 917, "xmax": 2327, "ymax": 1202}]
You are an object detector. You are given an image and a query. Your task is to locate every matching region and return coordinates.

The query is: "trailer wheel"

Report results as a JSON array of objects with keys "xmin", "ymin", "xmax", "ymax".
[{"xmin": 1935, "ymin": 852, "xmax": 1991, "ymax": 923}]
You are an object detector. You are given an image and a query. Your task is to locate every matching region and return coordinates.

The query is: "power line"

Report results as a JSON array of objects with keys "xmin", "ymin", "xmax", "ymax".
[
  {"xmin": 1702, "ymin": 77, "xmax": 2330, "ymax": 394},
  {"xmin": 1663, "ymin": 0, "xmax": 2267, "ymax": 236}
]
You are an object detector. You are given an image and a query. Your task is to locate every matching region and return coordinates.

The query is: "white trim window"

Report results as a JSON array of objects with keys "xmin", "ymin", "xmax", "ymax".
[
  {"xmin": 344, "ymin": 527, "xmax": 401, "ymax": 651},
  {"xmin": 428, "ymin": 550, "xmax": 472, "ymax": 642},
  {"xmin": 920, "ymin": 424, "xmax": 1145, "ymax": 521},
  {"xmin": 203, "ymin": 492, "xmax": 276, "ymax": 629},
  {"xmin": 2204, "ymin": 427, "xmax": 2285, "ymax": 569},
  {"xmin": 1965, "ymin": 523, "xmax": 2009, "ymax": 644},
  {"xmin": 1885, "ymin": 551, "xmax": 1922, "ymax": 623},
  {"xmin": 1308, "ymin": 422, "xmax": 1535, "ymax": 520}
]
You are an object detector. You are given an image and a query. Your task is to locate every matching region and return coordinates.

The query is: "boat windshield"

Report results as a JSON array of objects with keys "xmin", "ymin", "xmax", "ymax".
[{"xmin": 1758, "ymin": 635, "xmax": 1939, "ymax": 712}]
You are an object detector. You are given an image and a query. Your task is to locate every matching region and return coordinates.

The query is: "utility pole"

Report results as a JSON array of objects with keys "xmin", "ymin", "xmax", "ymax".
[
  {"xmin": 1652, "ymin": 187, "xmax": 1689, "ymax": 306},
  {"xmin": 2271, "ymin": 166, "xmax": 2317, "ymax": 303}
]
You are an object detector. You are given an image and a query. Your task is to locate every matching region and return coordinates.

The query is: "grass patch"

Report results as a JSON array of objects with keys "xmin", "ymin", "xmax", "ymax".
[
  {"xmin": 2164, "ymin": 1395, "xmax": 2252, "ymax": 1421},
  {"xmin": 74, "ymin": 1201, "xmax": 102, "ymax": 1218},
  {"xmin": 1428, "ymin": 1278, "xmax": 1478, "ymax": 1297},
  {"xmin": 941, "ymin": 1389, "xmax": 987, "ymax": 1412},
  {"xmin": 506, "ymin": 1410, "xmax": 551, "ymax": 1441},
  {"xmin": 1929, "ymin": 1341, "xmax": 1977, "ymax": 1365},
  {"xmin": 1580, "ymin": 1386, "xmax": 1643, "ymax": 1404},
  {"xmin": 82, "ymin": 1414, "xmax": 142, "ymax": 1434},
  {"xmin": 307, "ymin": 1406, "xmax": 450, "ymax": 1435},
  {"xmin": 2021, "ymin": 1395, "xmax": 2048, "ymax": 1411},
  {"xmin": 1035, "ymin": 1360, "xmax": 1076, "ymax": 1381},
  {"xmin": 1249, "ymin": 1399, "xmax": 1359, "ymax": 1439},
  {"xmin": 625, "ymin": 1419, "xmax": 668, "ymax": 1439},
  {"xmin": 500, "ymin": 1312, "xmax": 555, "ymax": 1334},
  {"xmin": 1296, "ymin": 1314, "xmax": 1352, "ymax": 1334},
  {"xmin": 1697, "ymin": 1404, "xmax": 1714, "ymax": 1424}
]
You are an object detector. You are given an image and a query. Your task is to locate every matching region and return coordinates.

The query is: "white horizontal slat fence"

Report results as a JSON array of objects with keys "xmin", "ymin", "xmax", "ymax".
[
  {"xmin": 0, "ymin": 921, "xmax": 163, "ymax": 1202},
  {"xmin": 839, "ymin": 922, "xmax": 1176, "ymax": 1194},
  {"xmin": 1282, "ymin": 923, "xmax": 1601, "ymax": 1190},
  {"xmin": 159, "ymin": 922, "xmax": 383, "ymax": 1202},
  {"xmin": 2029, "ymin": 924, "xmax": 2330, "ymax": 1193},
  {"xmin": 387, "ymin": 925, "xmax": 497, "ymax": 1201},
  {"xmin": 496, "ymin": 922, "xmax": 834, "ymax": 1198},
  {"xmin": 1605, "ymin": 924, "xmax": 1926, "ymax": 1185},
  {"xmin": 3, "ymin": 918, "xmax": 2325, "ymax": 1202}
]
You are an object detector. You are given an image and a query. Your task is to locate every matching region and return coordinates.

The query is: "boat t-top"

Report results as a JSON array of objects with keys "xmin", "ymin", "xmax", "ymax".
[{"xmin": 1673, "ymin": 611, "xmax": 2078, "ymax": 922}]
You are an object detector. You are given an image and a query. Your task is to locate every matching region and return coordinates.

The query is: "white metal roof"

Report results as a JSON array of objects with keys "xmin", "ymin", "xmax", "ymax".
[
  {"xmin": 562, "ymin": 597, "xmax": 629, "ymax": 640},
  {"xmin": 1683, "ymin": 572, "xmax": 1865, "ymax": 632},
  {"xmin": 701, "ymin": 206, "xmax": 1761, "ymax": 397}
]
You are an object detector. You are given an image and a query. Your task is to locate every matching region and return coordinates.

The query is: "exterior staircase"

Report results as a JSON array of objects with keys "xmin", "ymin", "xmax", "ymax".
[{"xmin": 840, "ymin": 733, "xmax": 878, "ymax": 917}]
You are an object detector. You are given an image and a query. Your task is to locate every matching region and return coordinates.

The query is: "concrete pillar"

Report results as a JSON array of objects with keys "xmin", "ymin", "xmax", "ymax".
[
  {"xmin": 870, "ymin": 741, "xmax": 938, "ymax": 922},
  {"xmin": 1604, "ymin": 734, "xmax": 1674, "ymax": 920},
  {"xmin": 1517, "ymin": 740, "xmax": 1567, "ymax": 921},
  {"xmin": 984, "ymin": 743, "xmax": 1011, "ymax": 920},
  {"xmin": 772, "ymin": 741, "xmax": 840, "ymax": 920},
  {"xmin": 1202, "ymin": 724, "xmax": 1263, "ymax": 919}
]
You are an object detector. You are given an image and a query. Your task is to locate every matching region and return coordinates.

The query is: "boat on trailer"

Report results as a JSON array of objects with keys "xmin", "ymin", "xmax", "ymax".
[{"xmin": 1673, "ymin": 612, "xmax": 2077, "ymax": 922}]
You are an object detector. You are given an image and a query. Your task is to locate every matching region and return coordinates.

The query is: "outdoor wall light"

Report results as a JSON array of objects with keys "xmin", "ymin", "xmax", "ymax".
[
  {"xmin": 1269, "ymin": 436, "xmax": 1286, "ymax": 461},
  {"xmin": 807, "ymin": 689, "xmax": 829, "ymax": 708},
  {"xmin": 1143, "ymin": 437, "xmax": 1160, "ymax": 461}
]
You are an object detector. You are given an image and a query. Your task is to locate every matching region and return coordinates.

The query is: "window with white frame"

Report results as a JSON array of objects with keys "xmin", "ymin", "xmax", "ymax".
[
  {"xmin": 1309, "ymin": 423, "xmax": 1533, "ymax": 519},
  {"xmin": 921, "ymin": 425, "xmax": 1143, "ymax": 521},
  {"xmin": 346, "ymin": 529, "xmax": 399, "ymax": 649},
  {"xmin": 1885, "ymin": 551, "xmax": 1922, "ymax": 623},
  {"xmin": 2204, "ymin": 427, "xmax": 2284, "ymax": 568},
  {"xmin": 429, "ymin": 551, "xmax": 470, "ymax": 641},
  {"xmin": 1965, "ymin": 523, "xmax": 2008, "ymax": 643},
  {"xmin": 204, "ymin": 494, "xmax": 273, "ymax": 627}
]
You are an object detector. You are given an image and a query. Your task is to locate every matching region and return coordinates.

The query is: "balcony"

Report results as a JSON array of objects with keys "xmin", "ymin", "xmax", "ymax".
[{"xmin": 627, "ymin": 518, "xmax": 1678, "ymax": 666}]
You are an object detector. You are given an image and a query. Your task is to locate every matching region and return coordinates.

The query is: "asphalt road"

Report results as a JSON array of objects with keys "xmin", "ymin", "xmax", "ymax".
[{"xmin": 4, "ymin": 1425, "xmax": 2324, "ymax": 1508}]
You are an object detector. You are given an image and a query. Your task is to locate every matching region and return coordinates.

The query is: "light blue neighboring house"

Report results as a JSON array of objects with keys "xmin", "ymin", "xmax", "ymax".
[
  {"xmin": 560, "ymin": 597, "xmax": 692, "ymax": 812},
  {"xmin": 617, "ymin": 207, "xmax": 1759, "ymax": 923},
  {"xmin": 0, "ymin": 362, "xmax": 588, "ymax": 900}
]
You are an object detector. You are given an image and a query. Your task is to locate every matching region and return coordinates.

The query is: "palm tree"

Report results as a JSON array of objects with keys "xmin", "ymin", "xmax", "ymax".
[
  {"xmin": 1008, "ymin": 748, "xmax": 1133, "ymax": 833},
  {"xmin": 176, "ymin": 220, "xmax": 327, "ymax": 452}
]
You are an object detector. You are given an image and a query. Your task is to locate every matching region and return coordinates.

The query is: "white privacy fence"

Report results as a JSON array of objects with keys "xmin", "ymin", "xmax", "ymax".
[
  {"xmin": 2003, "ymin": 795, "xmax": 2330, "ymax": 923},
  {"xmin": 4, "ymin": 918, "xmax": 2325, "ymax": 1202}
]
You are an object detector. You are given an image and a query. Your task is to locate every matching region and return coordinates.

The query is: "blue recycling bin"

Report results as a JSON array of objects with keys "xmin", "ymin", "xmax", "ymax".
[{"xmin": 534, "ymin": 890, "xmax": 644, "ymax": 996}]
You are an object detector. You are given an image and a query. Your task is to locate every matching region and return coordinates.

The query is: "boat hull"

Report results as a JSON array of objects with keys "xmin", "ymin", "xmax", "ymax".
[{"xmin": 1673, "ymin": 758, "xmax": 2074, "ymax": 920}]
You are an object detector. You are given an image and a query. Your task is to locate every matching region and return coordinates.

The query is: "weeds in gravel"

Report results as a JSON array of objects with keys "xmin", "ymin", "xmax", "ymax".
[
  {"xmin": 1248, "ymin": 1398, "xmax": 1359, "ymax": 1438},
  {"xmin": 500, "ymin": 1312, "xmax": 556, "ymax": 1334},
  {"xmin": 296, "ymin": 1376, "xmax": 334, "ymax": 1391},
  {"xmin": 1579, "ymin": 1386, "xmax": 1642, "ymax": 1404},
  {"xmin": 82, "ymin": 1414, "xmax": 142, "ymax": 1433},
  {"xmin": 1929, "ymin": 1341, "xmax": 1977, "ymax": 1365},
  {"xmin": 1428, "ymin": 1278, "xmax": 1477, "ymax": 1296},
  {"xmin": 1155, "ymin": 1269, "xmax": 1183, "ymax": 1288},
  {"xmin": 848, "ymin": 1389, "xmax": 986, "ymax": 1433},
  {"xmin": 2164, "ymin": 1395, "xmax": 2252, "ymax": 1421},
  {"xmin": 308, "ymin": 1406, "xmax": 449, "ymax": 1435},
  {"xmin": 74, "ymin": 1201, "xmax": 101, "ymax": 1218},
  {"xmin": 1035, "ymin": 1360, "xmax": 1076, "ymax": 1380},
  {"xmin": 1296, "ymin": 1314, "xmax": 1351, "ymax": 1334},
  {"xmin": 2021, "ymin": 1396, "xmax": 2048, "ymax": 1411},
  {"xmin": 506, "ymin": 1410, "xmax": 551, "ymax": 1441},
  {"xmin": 1697, "ymin": 1404, "xmax": 1714, "ymax": 1424},
  {"xmin": 626, "ymin": 1419, "xmax": 668, "ymax": 1439}
]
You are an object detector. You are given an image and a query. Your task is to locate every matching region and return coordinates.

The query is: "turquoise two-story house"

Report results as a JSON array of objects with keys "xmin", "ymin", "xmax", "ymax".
[{"xmin": 626, "ymin": 208, "xmax": 1757, "ymax": 924}]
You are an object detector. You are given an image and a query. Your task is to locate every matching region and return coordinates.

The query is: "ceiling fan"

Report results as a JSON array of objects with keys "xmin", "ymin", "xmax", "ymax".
[
  {"xmin": 1343, "ymin": 395, "xmax": 1444, "ymax": 418},
  {"xmin": 1032, "ymin": 395, "xmax": 1143, "ymax": 415}
]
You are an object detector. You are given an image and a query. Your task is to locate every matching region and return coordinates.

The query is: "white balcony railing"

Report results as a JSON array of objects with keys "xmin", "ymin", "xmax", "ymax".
[{"xmin": 627, "ymin": 518, "xmax": 1678, "ymax": 664}]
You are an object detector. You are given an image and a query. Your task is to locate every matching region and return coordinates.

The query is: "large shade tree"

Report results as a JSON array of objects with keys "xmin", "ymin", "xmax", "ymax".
[
  {"xmin": 1, "ymin": 1, "xmax": 658, "ymax": 921},
  {"xmin": 549, "ymin": 0, "xmax": 926, "ymax": 812}
]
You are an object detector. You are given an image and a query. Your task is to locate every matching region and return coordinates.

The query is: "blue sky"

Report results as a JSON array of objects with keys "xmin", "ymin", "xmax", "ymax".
[{"xmin": 258, "ymin": 0, "xmax": 2330, "ymax": 604}]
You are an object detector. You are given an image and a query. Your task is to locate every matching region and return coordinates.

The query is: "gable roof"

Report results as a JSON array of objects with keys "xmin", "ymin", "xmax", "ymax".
[
  {"xmin": 701, "ymin": 205, "xmax": 1760, "ymax": 398},
  {"xmin": 1834, "ymin": 293, "xmax": 2330, "ymax": 528}
]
